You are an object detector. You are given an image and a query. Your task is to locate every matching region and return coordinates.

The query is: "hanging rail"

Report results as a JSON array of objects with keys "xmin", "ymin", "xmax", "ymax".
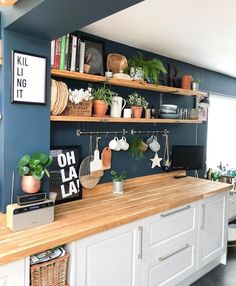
[{"xmin": 76, "ymin": 128, "xmax": 169, "ymax": 137}]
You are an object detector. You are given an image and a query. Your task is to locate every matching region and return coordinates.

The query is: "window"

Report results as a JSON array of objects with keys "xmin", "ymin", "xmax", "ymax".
[{"xmin": 207, "ymin": 93, "xmax": 236, "ymax": 169}]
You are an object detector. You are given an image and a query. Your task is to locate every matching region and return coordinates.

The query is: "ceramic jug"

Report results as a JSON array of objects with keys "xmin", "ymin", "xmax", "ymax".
[{"xmin": 110, "ymin": 96, "xmax": 126, "ymax": 118}]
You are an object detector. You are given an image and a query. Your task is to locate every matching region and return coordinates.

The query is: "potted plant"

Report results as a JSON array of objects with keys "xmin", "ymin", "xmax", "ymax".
[
  {"xmin": 129, "ymin": 136, "xmax": 147, "ymax": 161},
  {"xmin": 192, "ymin": 79, "xmax": 200, "ymax": 91},
  {"xmin": 128, "ymin": 52, "xmax": 167, "ymax": 84},
  {"xmin": 127, "ymin": 92, "xmax": 149, "ymax": 118},
  {"xmin": 92, "ymin": 85, "xmax": 117, "ymax": 116},
  {"xmin": 111, "ymin": 170, "xmax": 127, "ymax": 193},
  {"xmin": 17, "ymin": 152, "xmax": 52, "ymax": 194}
]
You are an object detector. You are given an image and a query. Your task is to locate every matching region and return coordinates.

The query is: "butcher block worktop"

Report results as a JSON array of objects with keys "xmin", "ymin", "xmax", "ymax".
[{"xmin": 0, "ymin": 171, "xmax": 232, "ymax": 265}]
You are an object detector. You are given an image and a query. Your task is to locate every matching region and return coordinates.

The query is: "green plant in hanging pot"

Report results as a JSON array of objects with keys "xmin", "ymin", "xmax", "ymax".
[
  {"xmin": 17, "ymin": 152, "xmax": 53, "ymax": 194},
  {"xmin": 128, "ymin": 52, "xmax": 167, "ymax": 84},
  {"xmin": 127, "ymin": 92, "xmax": 149, "ymax": 118},
  {"xmin": 129, "ymin": 136, "xmax": 148, "ymax": 161},
  {"xmin": 92, "ymin": 85, "xmax": 117, "ymax": 116}
]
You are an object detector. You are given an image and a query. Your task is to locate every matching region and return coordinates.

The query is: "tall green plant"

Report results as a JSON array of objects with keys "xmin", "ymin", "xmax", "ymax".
[
  {"xmin": 92, "ymin": 85, "xmax": 117, "ymax": 106},
  {"xmin": 17, "ymin": 152, "xmax": 53, "ymax": 180}
]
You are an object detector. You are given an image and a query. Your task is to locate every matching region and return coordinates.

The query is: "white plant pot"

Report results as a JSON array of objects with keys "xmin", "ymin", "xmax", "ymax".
[
  {"xmin": 112, "ymin": 180, "xmax": 124, "ymax": 194},
  {"xmin": 130, "ymin": 67, "xmax": 144, "ymax": 81},
  {"xmin": 192, "ymin": 82, "xmax": 200, "ymax": 91}
]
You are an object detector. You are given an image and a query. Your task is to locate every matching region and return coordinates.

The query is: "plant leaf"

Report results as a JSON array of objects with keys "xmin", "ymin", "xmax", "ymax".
[
  {"xmin": 32, "ymin": 170, "xmax": 44, "ymax": 180},
  {"xmin": 17, "ymin": 154, "xmax": 30, "ymax": 168},
  {"xmin": 18, "ymin": 166, "xmax": 30, "ymax": 176},
  {"xmin": 44, "ymin": 168, "xmax": 50, "ymax": 178},
  {"xmin": 45, "ymin": 155, "xmax": 53, "ymax": 166},
  {"xmin": 29, "ymin": 159, "xmax": 40, "ymax": 168},
  {"xmin": 32, "ymin": 152, "xmax": 49, "ymax": 164}
]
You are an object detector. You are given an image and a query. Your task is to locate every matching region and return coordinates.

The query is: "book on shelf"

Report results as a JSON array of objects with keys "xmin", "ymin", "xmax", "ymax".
[
  {"xmin": 64, "ymin": 33, "xmax": 70, "ymax": 71},
  {"xmin": 75, "ymin": 36, "xmax": 81, "ymax": 72},
  {"xmin": 59, "ymin": 35, "xmax": 67, "ymax": 70},
  {"xmin": 79, "ymin": 41, "xmax": 85, "ymax": 73},
  {"xmin": 70, "ymin": 35, "xmax": 77, "ymax": 72},
  {"xmin": 54, "ymin": 37, "xmax": 61, "ymax": 69},
  {"xmin": 51, "ymin": 40, "xmax": 55, "ymax": 68}
]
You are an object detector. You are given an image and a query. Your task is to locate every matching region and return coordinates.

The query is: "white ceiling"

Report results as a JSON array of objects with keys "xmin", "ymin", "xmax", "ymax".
[{"xmin": 81, "ymin": 0, "xmax": 236, "ymax": 78}]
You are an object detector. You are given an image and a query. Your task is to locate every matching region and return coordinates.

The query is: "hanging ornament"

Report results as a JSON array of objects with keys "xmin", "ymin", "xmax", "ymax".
[
  {"xmin": 150, "ymin": 152, "xmax": 163, "ymax": 168},
  {"xmin": 163, "ymin": 133, "xmax": 171, "ymax": 171}
]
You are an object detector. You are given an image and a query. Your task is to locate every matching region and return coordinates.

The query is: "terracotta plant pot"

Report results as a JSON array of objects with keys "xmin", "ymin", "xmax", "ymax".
[
  {"xmin": 84, "ymin": 64, "xmax": 91, "ymax": 74},
  {"xmin": 181, "ymin": 75, "xmax": 192, "ymax": 89},
  {"xmin": 21, "ymin": 175, "xmax": 41, "ymax": 194},
  {"xmin": 93, "ymin": 100, "xmax": 108, "ymax": 116},
  {"xmin": 131, "ymin": 106, "xmax": 143, "ymax": 118}
]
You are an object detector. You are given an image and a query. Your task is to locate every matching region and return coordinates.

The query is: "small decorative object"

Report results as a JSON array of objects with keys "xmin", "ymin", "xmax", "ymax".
[
  {"xmin": 146, "ymin": 135, "xmax": 160, "ymax": 153},
  {"xmin": 110, "ymin": 96, "xmax": 126, "ymax": 118},
  {"xmin": 84, "ymin": 54, "xmax": 91, "ymax": 74},
  {"xmin": 181, "ymin": 75, "xmax": 192, "ymax": 89},
  {"xmin": 82, "ymin": 37, "xmax": 104, "ymax": 75},
  {"xmin": 111, "ymin": 170, "xmax": 127, "ymax": 194},
  {"xmin": 123, "ymin": 108, "xmax": 132, "ymax": 118},
  {"xmin": 11, "ymin": 50, "xmax": 46, "ymax": 104},
  {"xmin": 113, "ymin": 70, "xmax": 132, "ymax": 80},
  {"xmin": 17, "ymin": 152, "xmax": 52, "ymax": 194},
  {"xmin": 105, "ymin": 71, "xmax": 113, "ymax": 78},
  {"xmin": 150, "ymin": 153, "xmax": 163, "ymax": 169},
  {"xmin": 49, "ymin": 146, "xmax": 82, "ymax": 204},
  {"xmin": 195, "ymin": 96, "xmax": 209, "ymax": 121},
  {"xmin": 63, "ymin": 87, "xmax": 92, "ymax": 116},
  {"xmin": 127, "ymin": 92, "xmax": 149, "ymax": 118},
  {"xmin": 128, "ymin": 52, "xmax": 167, "ymax": 84},
  {"xmin": 106, "ymin": 53, "xmax": 128, "ymax": 74},
  {"xmin": 92, "ymin": 85, "xmax": 117, "ymax": 116},
  {"xmin": 192, "ymin": 79, "xmax": 200, "ymax": 91},
  {"xmin": 129, "ymin": 136, "xmax": 146, "ymax": 161},
  {"xmin": 145, "ymin": 108, "xmax": 151, "ymax": 119}
]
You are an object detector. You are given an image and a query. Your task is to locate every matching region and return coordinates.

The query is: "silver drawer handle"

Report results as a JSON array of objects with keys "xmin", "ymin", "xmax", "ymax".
[
  {"xmin": 138, "ymin": 226, "xmax": 143, "ymax": 259},
  {"xmin": 201, "ymin": 204, "xmax": 206, "ymax": 230},
  {"xmin": 160, "ymin": 205, "xmax": 191, "ymax": 218},
  {"xmin": 159, "ymin": 244, "xmax": 190, "ymax": 261}
]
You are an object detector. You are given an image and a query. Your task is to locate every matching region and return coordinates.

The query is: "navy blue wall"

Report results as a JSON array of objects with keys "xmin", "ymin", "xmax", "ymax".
[
  {"xmin": 0, "ymin": 30, "xmax": 50, "ymax": 212},
  {"xmin": 51, "ymin": 32, "xmax": 236, "ymax": 184}
]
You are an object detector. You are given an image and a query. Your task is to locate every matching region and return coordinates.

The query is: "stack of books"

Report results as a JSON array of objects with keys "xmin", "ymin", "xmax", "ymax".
[{"xmin": 51, "ymin": 33, "xmax": 85, "ymax": 73}]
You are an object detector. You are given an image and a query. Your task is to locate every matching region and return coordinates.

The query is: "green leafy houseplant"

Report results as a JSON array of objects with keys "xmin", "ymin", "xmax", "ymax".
[
  {"xmin": 92, "ymin": 85, "xmax": 117, "ymax": 106},
  {"xmin": 129, "ymin": 136, "xmax": 146, "ymax": 161},
  {"xmin": 128, "ymin": 52, "xmax": 167, "ymax": 84},
  {"xmin": 111, "ymin": 170, "xmax": 127, "ymax": 182},
  {"xmin": 127, "ymin": 92, "xmax": 149, "ymax": 109},
  {"xmin": 17, "ymin": 152, "xmax": 53, "ymax": 180}
]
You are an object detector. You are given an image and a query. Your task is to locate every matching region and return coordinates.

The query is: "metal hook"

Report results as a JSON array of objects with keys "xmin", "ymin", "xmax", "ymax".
[{"xmin": 105, "ymin": 131, "xmax": 109, "ymax": 139}]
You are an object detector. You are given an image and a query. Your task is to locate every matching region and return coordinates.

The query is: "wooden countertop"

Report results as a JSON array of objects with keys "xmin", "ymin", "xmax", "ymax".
[{"xmin": 0, "ymin": 171, "xmax": 232, "ymax": 266}]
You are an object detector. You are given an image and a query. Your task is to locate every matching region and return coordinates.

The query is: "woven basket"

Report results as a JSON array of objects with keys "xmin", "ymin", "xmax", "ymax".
[
  {"xmin": 30, "ymin": 253, "xmax": 69, "ymax": 286},
  {"xmin": 62, "ymin": 99, "xmax": 92, "ymax": 116}
]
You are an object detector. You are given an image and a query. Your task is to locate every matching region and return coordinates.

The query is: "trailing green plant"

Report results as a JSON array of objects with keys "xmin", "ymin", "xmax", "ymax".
[
  {"xmin": 193, "ymin": 78, "xmax": 200, "ymax": 83},
  {"xmin": 17, "ymin": 152, "xmax": 53, "ymax": 180},
  {"xmin": 129, "ymin": 136, "xmax": 145, "ymax": 161},
  {"xmin": 92, "ymin": 85, "xmax": 117, "ymax": 106},
  {"xmin": 127, "ymin": 92, "xmax": 149, "ymax": 109},
  {"xmin": 128, "ymin": 52, "xmax": 167, "ymax": 84},
  {"xmin": 111, "ymin": 170, "xmax": 127, "ymax": 182}
]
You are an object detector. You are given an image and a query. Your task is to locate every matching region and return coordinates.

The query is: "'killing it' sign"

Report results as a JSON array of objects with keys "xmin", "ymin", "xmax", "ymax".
[{"xmin": 12, "ymin": 51, "xmax": 46, "ymax": 104}]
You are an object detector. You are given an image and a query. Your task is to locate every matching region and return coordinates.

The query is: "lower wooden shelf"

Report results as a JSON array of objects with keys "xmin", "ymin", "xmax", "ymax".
[{"xmin": 50, "ymin": 115, "xmax": 202, "ymax": 124}]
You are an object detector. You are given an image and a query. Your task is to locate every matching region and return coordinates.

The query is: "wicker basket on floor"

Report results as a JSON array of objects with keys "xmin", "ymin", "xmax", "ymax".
[{"xmin": 30, "ymin": 253, "xmax": 69, "ymax": 286}]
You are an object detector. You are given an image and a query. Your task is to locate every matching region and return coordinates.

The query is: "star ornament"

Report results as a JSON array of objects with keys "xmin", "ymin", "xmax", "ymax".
[{"xmin": 150, "ymin": 153, "xmax": 163, "ymax": 169}]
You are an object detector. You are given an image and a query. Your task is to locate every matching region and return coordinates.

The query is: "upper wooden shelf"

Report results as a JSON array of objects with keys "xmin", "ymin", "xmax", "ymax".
[
  {"xmin": 51, "ymin": 69, "xmax": 208, "ymax": 97},
  {"xmin": 50, "ymin": 115, "xmax": 202, "ymax": 124}
]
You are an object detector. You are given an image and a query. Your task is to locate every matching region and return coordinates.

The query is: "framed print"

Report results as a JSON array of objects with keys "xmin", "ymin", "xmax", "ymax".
[
  {"xmin": 49, "ymin": 146, "xmax": 82, "ymax": 204},
  {"xmin": 195, "ymin": 97, "xmax": 208, "ymax": 121},
  {"xmin": 82, "ymin": 37, "xmax": 104, "ymax": 75},
  {"xmin": 11, "ymin": 50, "xmax": 46, "ymax": 104}
]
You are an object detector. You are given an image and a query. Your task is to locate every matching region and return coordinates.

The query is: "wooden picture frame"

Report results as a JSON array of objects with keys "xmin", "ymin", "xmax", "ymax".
[
  {"xmin": 49, "ymin": 146, "xmax": 82, "ymax": 204},
  {"xmin": 11, "ymin": 50, "xmax": 47, "ymax": 104},
  {"xmin": 82, "ymin": 37, "xmax": 105, "ymax": 75}
]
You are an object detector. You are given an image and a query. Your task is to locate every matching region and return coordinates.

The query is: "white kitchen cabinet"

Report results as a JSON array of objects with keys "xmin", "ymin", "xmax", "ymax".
[
  {"xmin": 0, "ymin": 258, "xmax": 29, "ymax": 286},
  {"xmin": 74, "ymin": 221, "xmax": 142, "ymax": 286},
  {"xmin": 228, "ymin": 190, "xmax": 236, "ymax": 221},
  {"xmin": 141, "ymin": 202, "xmax": 199, "ymax": 286},
  {"xmin": 198, "ymin": 192, "xmax": 228, "ymax": 270}
]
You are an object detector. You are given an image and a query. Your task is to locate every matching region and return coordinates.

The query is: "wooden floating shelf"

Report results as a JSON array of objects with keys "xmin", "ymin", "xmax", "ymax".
[
  {"xmin": 51, "ymin": 69, "xmax": 208, "ymax": 97},
  {"xmin": 50, "ymin": 115, "xmax": 202, "ymax": 124}
]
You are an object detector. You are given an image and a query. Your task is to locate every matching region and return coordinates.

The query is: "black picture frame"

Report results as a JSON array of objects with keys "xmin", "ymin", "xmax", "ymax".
[
  {"xmin": 11, "ymin": 50, "xmax": 47, "ymax": 105},
  {"xmin": 81, "ymin": 36, "xmax": 105, "ymax": 75},
  {"xmin": 49, "ymin": 146, "xmax": 82, "ymax": 204}
]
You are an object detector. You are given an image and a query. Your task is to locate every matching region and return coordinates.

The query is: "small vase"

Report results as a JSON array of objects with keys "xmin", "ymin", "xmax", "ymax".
[
  {"xmin": 192, "ymin": 82, "xmax": 199, "ymax": 91},
  {"xmin": 130, "ymin": 67, "xmax": 144, "ymax": 81},
  {"xmin": 21, "ymin": 175, "xmax": 41, "ymax": 194},
  {"xmin": 112, "ymin": 180, "xmax": 124, "ymax": 194},
  {"xmin": 93, "ymin": 100, "xmax": 108, "ymax": 116},
  {"xmin": 181, "ymin": 75, "xmax": 192, "ymax": 89},
  {"xmin": 131, "ymin": 106, "xmax": 143, "ymax": 118}
]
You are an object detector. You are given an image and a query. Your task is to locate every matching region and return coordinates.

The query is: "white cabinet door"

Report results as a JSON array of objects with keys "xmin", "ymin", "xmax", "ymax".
[
  {"xmin": 75, "ymin": 221, "xmax": 142, "ymax": 286},
  {"xmin": 0, "ymin": 258, "xmax": 29, "ymax": 286},
  {"xmin": 198, "ymin": 192, "xmax": 228, "ymax": 269}
]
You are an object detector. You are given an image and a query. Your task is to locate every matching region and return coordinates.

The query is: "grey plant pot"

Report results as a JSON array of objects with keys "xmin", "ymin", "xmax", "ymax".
[{"xmin": 112, "ymin": 180, "xmax": 124, "ymax": 194}]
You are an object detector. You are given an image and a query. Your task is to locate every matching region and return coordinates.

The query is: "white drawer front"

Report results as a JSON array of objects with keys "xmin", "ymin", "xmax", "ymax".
[{"xmin": 142, "ymin": 239, "xmax": 196, "ymax": 286}]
